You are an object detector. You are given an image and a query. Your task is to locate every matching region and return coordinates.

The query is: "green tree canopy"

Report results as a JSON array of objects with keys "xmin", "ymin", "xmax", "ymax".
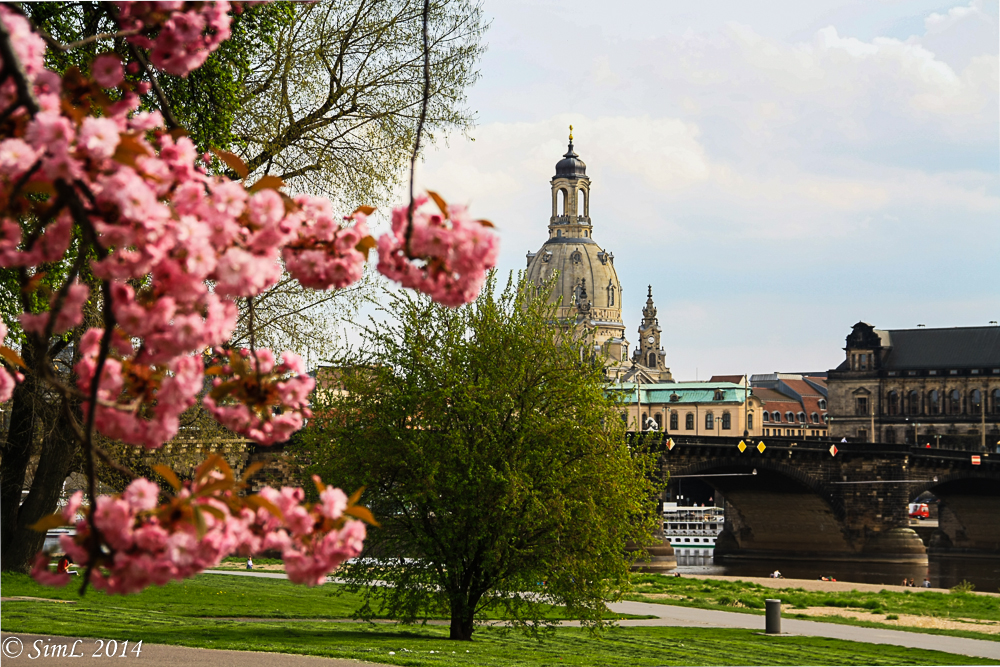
[{"xmin": 295, "ymin": 273, "xmax": 660, "ymax": 641}]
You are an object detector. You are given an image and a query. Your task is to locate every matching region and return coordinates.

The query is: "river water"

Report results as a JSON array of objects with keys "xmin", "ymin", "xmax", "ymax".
[{"xmin": 677, "ymin": 556, "xmax": 1000, "ymax": 591}]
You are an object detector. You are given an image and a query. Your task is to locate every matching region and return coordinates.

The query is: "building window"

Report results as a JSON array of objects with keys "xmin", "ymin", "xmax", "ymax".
[
  {"xmin": 811, "ymin": 412, "xmax": 819, "ymax": 423},
  {"xmin": 928, "ymin": 390, "xmax": 940, "ymax": 415},
  {"xmin": 705, "ymin": 412, "xmax": 714, "ymax": 430},
  {"xmin": 857, "ymin": 428, "xmax": 868, "ymax": 441},
  {"xmin": 971, "ymin": 389, "xmax": 982, "ymax": 415},
  {"xmin": 908, "ymin": 390, "xmax": 920, "ymax": 415},
  {"xmin": 558, "ymin": 188, "xmax": 567, "ymax": 215},
  {"xmin": 642, "ymin": 412, "xmax": 648, "ymax": 427},
  {"xmin": 722, "ymin": 412, "xmax": 731, "ymax": 430},
  {"xmin": 648, "ymin": 352, "xmax": 656, "ymax": 368},
  {"xmin": 772, "ymin": 411, "xmax": 780, "ymax": 422},
  {"xmin": 947, "ymin": 389, "xmax": 961, "ymax": 415},
  {"xmin": 685, "ymin": 413, "xmax": 694, "ymax": 430},
  {"xmin": 818, "ymin": 399, "xmax": 826, "ymax": 410},
  {"xmin": 993, "ymin": 389, "xmax": 1000, "ymax": 415},
  {"xmin": 886, "ymin": 391, "xmax": 899, "ymax": 416},
  {"xmin": 655, "ymin": 413, "xmax": 663, "ymax": 429},
  {"xmin": 785, "ymin": 411, "xmax": 795, "ymax": 422},
  {"xmin": 556, "ymin": 229, "xmax": 562, "ymax": 237},
  {"xmin": 855, "ymin": 396, "xmax": 869, "ymax": 416},
  {"xmin": 713, "ymin": 390, "xmax": 724, "ymax": 401},
  {"xmin": 670, "ymin": 412, "xmax": 678, "ymax": 431},
  {"xmin": 885, "ymin": 428, "xmax": 896, "ymax": 444},
  {"xmin": 797, "ymin": 411, "xmax": 806, "ymax": 423},
  {"xmin": 747, "ymin": 412, "xmax": 754, "ymax": 430},
  {"xmin": 762, "ymin": 411, "xmax": 769, "ymax": 422}
]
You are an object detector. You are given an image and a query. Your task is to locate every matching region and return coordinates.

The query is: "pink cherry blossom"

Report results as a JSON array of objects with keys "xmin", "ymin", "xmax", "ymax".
[
  {"xmin": 123, "ymin": 478, "xmax": 160, "ymax": 512},
  {"xmin": 91, "ymin": 53, "xmax": 124, "ymax": 88},
  {"xmin": 0, "ymin": 138, "xmax": 39, "ymax": 177},
  {"xmin": 77, "ymin": 116, "xmax": 121, "ymax": 160},
  {"xmin": 377, "ymin": 195, "xmax": 498, "ymax": 307}
]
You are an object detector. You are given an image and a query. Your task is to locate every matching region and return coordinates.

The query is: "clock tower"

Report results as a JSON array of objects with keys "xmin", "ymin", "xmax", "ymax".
[{"xmin": 632, "ymin": 286, "xmax": 673, "ymax": 382}]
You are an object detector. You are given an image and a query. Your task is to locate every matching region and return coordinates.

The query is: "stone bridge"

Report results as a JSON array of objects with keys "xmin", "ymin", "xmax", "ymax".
[{"xmin": 637, "ymin": 434, "xmax": 1000, "ymax": 563}]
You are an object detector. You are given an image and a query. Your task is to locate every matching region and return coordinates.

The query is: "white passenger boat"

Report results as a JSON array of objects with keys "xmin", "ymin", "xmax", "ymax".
[{"xmin": 662, "ymin": 503, "xmax": 724, "ymax": 566}]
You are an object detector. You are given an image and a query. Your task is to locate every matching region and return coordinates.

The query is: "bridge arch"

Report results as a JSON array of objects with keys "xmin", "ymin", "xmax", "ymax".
[{"xmin": 665, "ymin": 456, "xmax": 856, "ymax": 559}]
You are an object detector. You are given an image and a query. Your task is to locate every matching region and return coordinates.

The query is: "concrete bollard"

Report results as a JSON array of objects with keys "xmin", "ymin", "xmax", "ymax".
[{"xmin": 765, "ymin": 599, "xmax": 781, "ymax": 634}]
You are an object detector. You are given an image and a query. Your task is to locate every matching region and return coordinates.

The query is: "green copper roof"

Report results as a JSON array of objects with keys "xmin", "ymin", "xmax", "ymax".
[{"xmin": 608, "ymin": 382, "xmax": 747, "ymax": 404}]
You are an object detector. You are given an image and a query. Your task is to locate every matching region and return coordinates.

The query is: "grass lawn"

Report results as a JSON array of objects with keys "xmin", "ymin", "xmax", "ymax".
[
  {"xmin": 629, "ymin": 574, "xmax": 1000, "ymax": 642},
  {"xmin": 2, "ymin": 573, "xmax": 996, "ymax": 666}
]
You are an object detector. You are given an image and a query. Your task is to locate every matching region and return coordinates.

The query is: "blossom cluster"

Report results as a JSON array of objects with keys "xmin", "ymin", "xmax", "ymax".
[
  {"xmin": 203, "ymin": 348, "xmax": 316, "ymax": 446},
  {"xmin": 282, "ymin": 202, "xmax": 371, "ymax": 290},
  {"xmin": 377, "ymin": 194, "xmax": 499, "ymax": 307},
  {"xmin": 32, "ymin": 463, "xmax": 368, "ymax": 593},
  {"xmin": 117, "ymin": 2, "xmax": 234, "ymax": 77},
  {"xmin": 0, "ymin": 4, "xmax": 374, "ymax": 447}
]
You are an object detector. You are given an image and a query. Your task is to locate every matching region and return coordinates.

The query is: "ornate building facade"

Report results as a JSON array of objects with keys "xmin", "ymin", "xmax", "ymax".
[
  {"xmin": 827, "ymin": 322, "xmax": 1000, "ymax": 448},
  {"xmin": 525, "ymin": 131, "xmax": 671, "ymax": 382}
]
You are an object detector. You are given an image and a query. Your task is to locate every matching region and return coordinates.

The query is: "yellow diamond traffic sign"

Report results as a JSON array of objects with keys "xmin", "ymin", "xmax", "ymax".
[
  {"xmin": 757, "ymin": 441, "xmax": 766, "ymax": 453},
  {"xmin": 737, "ymin": 440, "xmax": 747, "ymax": 453}
]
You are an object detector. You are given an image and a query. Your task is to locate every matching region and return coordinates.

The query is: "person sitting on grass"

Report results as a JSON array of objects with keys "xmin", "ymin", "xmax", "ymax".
[{"xmin": 57, "ymin": 555, "xmax": 78, "ymax": 576}]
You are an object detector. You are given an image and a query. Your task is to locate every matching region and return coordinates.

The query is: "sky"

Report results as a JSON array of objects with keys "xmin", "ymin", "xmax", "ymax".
[{"xmin": 409, "ymin": 0, "xmax": 1000, "ymax": 381}]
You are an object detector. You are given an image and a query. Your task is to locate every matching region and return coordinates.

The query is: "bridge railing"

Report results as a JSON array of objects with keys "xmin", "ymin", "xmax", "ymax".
[{"xmin": 626, "ymin": 432, "xmax": 996, "ymax": 464}]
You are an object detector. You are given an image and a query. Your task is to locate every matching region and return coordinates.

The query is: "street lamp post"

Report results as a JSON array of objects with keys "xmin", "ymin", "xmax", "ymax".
[{"xmin": 744, "ymin": 375, "xmax": 750, "ymax": 438}]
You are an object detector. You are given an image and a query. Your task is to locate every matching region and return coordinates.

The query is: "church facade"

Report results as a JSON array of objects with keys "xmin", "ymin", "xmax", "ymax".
[{"xmin": 525, "ymin": 132, "xmax": 674, "ymax": 383}]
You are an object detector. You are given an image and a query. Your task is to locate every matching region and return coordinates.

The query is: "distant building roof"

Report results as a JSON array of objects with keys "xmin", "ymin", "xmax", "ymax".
[
  {"xmin": 710, "ymin": 374, "xmax": 747, "ymax": 386},
  {"xmin": 610, "ymin": 382, "xmax": 747, "ymax": 404},
  {"xmin": 877, "ymin": 326, "xmax": 1000, "ymax": 370}
]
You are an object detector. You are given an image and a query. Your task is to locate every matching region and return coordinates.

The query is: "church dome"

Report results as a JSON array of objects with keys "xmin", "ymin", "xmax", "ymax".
[
  {"xmin": 555, "ymin": 144, "xmax": 587, "ymax": 178},
  {"xmin": 525, "ymin": 132, "xmax": 626, "ymax": 362},
  {"xmin": 525, "ymin": 240, "xmax": 621, "ymax": 324}
]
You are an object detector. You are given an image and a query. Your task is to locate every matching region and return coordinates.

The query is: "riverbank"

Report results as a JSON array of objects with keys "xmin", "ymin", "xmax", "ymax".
[{"xmin": 677, "ymin": 573, "xmax": 1000, "ymax": 597}]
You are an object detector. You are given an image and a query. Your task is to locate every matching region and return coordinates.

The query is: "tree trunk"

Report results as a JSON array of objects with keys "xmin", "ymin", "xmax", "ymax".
[
  {"xmin": 5, "ymin": 405, "xmax": 79, "ymax": 571},
  {"xmin": 448, "ymin": 609, "xmax": 475, "ymax": 641},
  {"xmin": 1, "ymin": 341, "xmax": 80, "ymax": 573},
  {"xmin": 1, "ymin": 343, "xmax": 40, "ymax": 572},
  {"xmin": 448, "ymin": 586, "xmax": 484, "ymax": 641}
]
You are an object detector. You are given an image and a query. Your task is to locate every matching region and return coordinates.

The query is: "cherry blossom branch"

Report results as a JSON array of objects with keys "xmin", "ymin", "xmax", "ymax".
[
  {"xmin": 125, "ymin": 42, "xmax": 180, "ymax": 130},
  {"xmin": 405, "ymin": 0, "xmax": 432, "ymax": 247},
  {"xmin": 0, "ymin": 13, "xmax": 39, "ymax": 114}
]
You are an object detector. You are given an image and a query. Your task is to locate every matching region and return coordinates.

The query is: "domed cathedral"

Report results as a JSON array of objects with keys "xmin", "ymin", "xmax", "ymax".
[
  {"xmin": 525, "ymin": 128, "xmax": 675, "ymax": 384},
  {"xmin": 525, "ymin": 128, "xmax": 629, "ymax": 369}
]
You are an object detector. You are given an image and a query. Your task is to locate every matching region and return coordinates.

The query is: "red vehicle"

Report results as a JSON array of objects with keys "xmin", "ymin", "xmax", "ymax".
[{"xmin": 908, "ymin": 503, "xmax": 929, "ymax": 519}]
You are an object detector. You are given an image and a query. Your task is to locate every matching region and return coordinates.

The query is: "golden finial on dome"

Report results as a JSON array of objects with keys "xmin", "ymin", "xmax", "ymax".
[{"xmin": 569, "ymin": 124, "xmax": 573, "ymax": 141}]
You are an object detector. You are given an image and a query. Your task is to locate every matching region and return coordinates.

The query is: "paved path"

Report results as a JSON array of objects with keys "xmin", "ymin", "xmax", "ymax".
[
  {"xmin": 0, "ymin": 634, "xmax": 390, "ymax": 667},
  {"xmin": 606, "ymin": 600, "xmax": 1000, "ymax": 661}
]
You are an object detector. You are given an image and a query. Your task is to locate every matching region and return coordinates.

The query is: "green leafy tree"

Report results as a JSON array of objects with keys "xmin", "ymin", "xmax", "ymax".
[{"xmin": 295, "ymin": 273, "xmax": 661, "ymax": 641}]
